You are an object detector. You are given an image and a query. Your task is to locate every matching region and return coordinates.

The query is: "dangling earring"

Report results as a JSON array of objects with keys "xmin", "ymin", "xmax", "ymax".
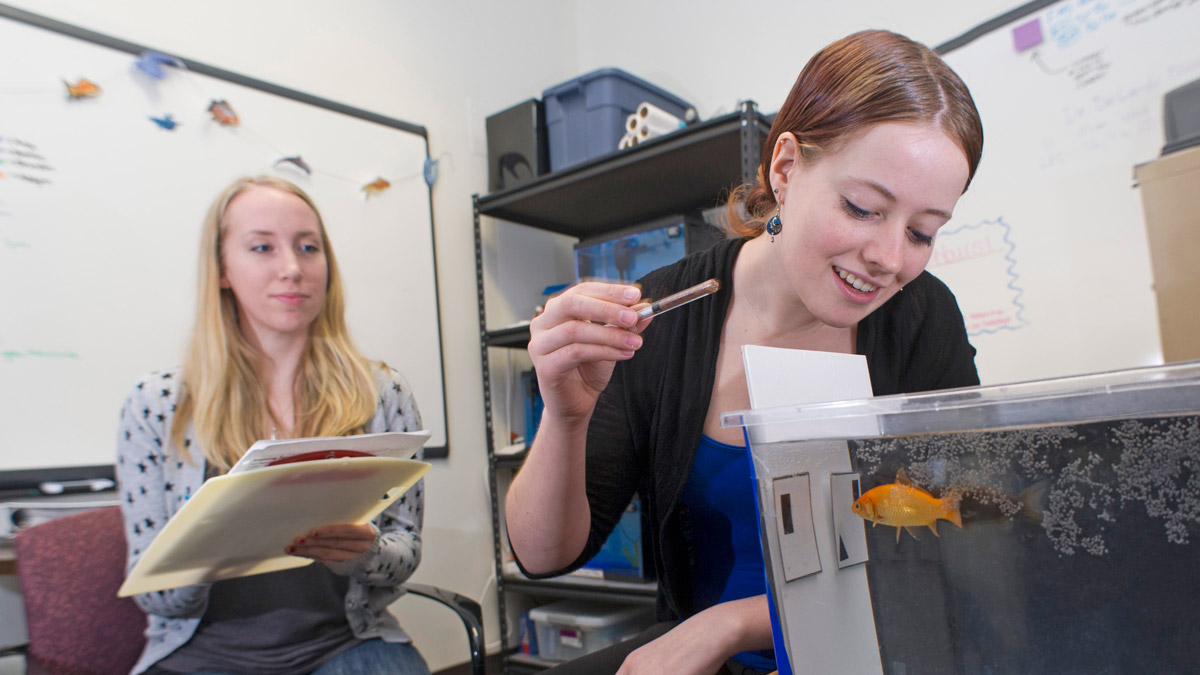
[
  {"xmin": 766, "ymin": 188, "xmax": 783, "ymax": 242},
  {"xmin": 766, "ymin": 206, "xmax": 782, "ymax": 242}
]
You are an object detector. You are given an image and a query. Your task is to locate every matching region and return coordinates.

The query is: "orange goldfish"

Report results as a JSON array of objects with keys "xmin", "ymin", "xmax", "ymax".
[
  {"xmin": 208, "ymin": 99, "xmax": 240, "ymax": 126},
  {"xmin": 851, "ymin": 468, "xmax": 962, "ymax": 542},
  {"xmin": 362, "ymin": 177, "xmax": 391, "ymax": 199},
  {"xmin": 64, "ymin": 78, "xmax": 101, "ymax": 99}
]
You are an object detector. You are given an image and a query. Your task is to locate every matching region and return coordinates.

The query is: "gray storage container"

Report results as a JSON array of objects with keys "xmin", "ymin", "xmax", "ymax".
[{"xmin": 542, "ymin": 68, "xmax": 692, "ymax": 172}]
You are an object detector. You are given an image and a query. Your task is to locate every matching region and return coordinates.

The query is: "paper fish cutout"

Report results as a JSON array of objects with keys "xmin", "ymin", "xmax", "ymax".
[
  {"xmin": 423, "ymin": 157, "xmax": 439, "ymax": 187},
  {"xmin": 273, "ymin": 155, "xmax": 312, "ymax": 175},
  {"xmin": 134, "ymin": 51, "xmax": 185, "ymax": 80},
  {"xmin": 149, "ymin": 114, "xmax": 179, "ymax": 130},
  {"xmin": 208, "ymin": 99, "xmax": 239, "ymax": 126},
  {"xmin": 851, "ymin": 468, "xmax": 962, "ymax": 542},
  {"xmin": 362, "ymin": 177, "xmax": 391, "ymax": 199},
  {"xmin": 64, "ymin": 78, "xmax": 101, "ymax": 99}
]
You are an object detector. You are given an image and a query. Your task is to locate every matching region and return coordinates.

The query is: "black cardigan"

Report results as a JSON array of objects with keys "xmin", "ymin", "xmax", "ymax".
[{"xmin": 517, "ymin": 237, "xmax": 980, "ymax": 620}]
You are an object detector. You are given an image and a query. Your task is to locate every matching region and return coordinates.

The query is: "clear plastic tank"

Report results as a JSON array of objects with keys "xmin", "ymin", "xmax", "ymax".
[{"xmin": 722, "ymin": 362, "xmax": 1200, "ymax": 675}]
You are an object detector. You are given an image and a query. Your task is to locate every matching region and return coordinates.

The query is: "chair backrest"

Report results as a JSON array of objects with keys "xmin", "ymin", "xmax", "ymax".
[{"xmin": 15, "ymin": 505, "xmax": 146, "ymax": 675}]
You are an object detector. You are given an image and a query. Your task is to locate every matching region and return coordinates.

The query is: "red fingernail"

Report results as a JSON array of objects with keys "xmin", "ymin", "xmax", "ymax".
[
  {"xmin": 286, "ymin": 546, "xmax": 295, "ymax": 554},
  {"xmin": 299, "ymin": 538, "xmax": 306, "ymax": 544}
]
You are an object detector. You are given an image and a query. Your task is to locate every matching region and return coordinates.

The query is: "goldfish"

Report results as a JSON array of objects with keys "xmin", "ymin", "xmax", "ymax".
[
  {"xmin": 362, "ymin": 177, "xmax": 391, "ymax": 199},
  {"xmin": 851, "ymin": 468, "xmax": 962, "ymax": 542},
  {"xmin": 208, "ymin": 99, "xmax": 239, "ymax": 126},
  {"xmin": 64, "ymin": 78, "xmax": 100, "ymax": 99}
]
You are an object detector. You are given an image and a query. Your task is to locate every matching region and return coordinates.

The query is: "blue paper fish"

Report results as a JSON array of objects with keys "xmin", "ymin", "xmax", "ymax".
[
  {"xmin": 149, "ymin": 114, "xmax": 179, "ymax": 130},
  {"xmin": 134, "ymin": 51, "xmax": 185, "ymax": 80},
  {"xmin": 274, "ymin": 155, "xmax": 312, "ymax": 175}
]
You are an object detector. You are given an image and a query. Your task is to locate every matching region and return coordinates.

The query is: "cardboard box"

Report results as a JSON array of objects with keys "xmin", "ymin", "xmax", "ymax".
[{"xmin": 1134, "ymin": 145, "xmax": 1200, "ymax": 362}]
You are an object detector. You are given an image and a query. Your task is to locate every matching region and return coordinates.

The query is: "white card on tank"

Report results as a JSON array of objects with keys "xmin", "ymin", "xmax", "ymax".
[
  {"xmin": 830, "ymin": 472, "xmax": 869, "ymax": 569},
  {"xmin": 773, "ymin": 473, "xmax": 821, "ymax": 581}
]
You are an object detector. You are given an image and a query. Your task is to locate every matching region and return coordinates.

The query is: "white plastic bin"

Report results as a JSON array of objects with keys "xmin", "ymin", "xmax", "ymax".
[{"xmin": 528, "ymin": 599, "xmax": 654, "ymax": 661}]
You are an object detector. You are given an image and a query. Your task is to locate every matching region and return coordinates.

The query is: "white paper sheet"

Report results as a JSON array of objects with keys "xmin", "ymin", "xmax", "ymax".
[{"xmin": 228, "ymin": 430, "xmax": 430, "ymax": 474}]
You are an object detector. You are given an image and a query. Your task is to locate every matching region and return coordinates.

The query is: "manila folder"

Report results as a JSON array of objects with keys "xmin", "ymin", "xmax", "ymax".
[{"xmin": 118, "ymin": 456, "xmax": 429, "ymax": 597}]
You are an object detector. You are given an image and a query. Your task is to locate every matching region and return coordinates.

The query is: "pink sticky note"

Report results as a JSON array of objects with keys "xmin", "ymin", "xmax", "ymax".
[{"xmin": 1012, "ymin": 19, "xmax": 1044, "ymax": 52}]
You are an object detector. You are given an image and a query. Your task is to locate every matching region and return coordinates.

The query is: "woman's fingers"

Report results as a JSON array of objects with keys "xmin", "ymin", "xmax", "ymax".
[
  {"xmin": 288, "ymin": 538, "xmax": 362, "ymax": 559},
  {"xmin": 530, "ymin": 314, "xmax": 643, "ymax": 357},
  {"xmin": 534, "ymin": 283, "xmax": 642, "ymax": 328},
  {"xmin": 285, "ymin": 522, "xmax": 377, "ymax": 561},
  {"xmin": 305, "ymin": 523, "xmax": 377, "ymax": 540},
  {"xmin": 529, "ymin": 283, "xmax": 646, "ymax": 365}
]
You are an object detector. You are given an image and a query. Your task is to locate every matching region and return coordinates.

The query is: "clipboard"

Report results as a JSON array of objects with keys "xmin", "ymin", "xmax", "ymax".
[
  {"xmin": 118, "ymin": 456, "xmax": 429, "ymax": 597},
  {"xmin": 228, "ymin": 430, "xmax": 431, "ymax": 474}
]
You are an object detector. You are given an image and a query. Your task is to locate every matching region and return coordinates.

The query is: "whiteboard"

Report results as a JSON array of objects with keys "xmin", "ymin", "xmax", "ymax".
[
  {"xmin": 0, "ymin": 9, "xmax": 448, "ymax": 474},
  {"xmin": 926, "ymin": 0, "xmax": 1200, "ymax": 385}
]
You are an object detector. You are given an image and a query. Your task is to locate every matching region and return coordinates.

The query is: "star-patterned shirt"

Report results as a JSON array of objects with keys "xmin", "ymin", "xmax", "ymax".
[{"xmin": 116, "ymin": 365, "xmax": 425, "ymax": 675}]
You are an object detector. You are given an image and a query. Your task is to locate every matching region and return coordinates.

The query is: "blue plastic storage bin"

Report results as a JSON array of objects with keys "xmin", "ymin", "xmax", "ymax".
[{"xmin": 542, "ymin": 68, "xmax": 693, "ymax": 172}]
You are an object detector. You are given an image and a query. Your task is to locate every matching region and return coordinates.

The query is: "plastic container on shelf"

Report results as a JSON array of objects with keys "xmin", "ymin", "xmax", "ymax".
[
  {"xmin": 528, "ymin": 599, "xmax": 655, "ymax": 661},
  {"xmin": 542, "ymin": 67, "xmax": 693, "ymax": 172}
]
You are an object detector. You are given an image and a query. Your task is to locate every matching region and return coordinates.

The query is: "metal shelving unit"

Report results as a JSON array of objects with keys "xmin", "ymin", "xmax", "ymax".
[{"xmin": 474, "ymin": 101, "xmax": 769, "ymax": 673}]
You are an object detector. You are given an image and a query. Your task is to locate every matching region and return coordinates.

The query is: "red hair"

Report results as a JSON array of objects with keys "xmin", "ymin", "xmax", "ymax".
[{"xmin": 725, "ymin": 29, "xmax": 984, "ymax": 237}]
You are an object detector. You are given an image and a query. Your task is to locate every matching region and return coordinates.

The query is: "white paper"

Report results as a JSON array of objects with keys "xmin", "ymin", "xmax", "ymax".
[
  {"xmin": 228, "ymin": 430, "xmax": 430, "ymax": 474},
  {"xmin": 740, "ymin": 345, "xmax": 883, "ymax": 675},
  {"xmin": 636, "ymin": 101, "xmax": 684, "ymax": 134},
  {"xmin": 741, "ymin": 345, "xmax": 875, "ymax": 445}
]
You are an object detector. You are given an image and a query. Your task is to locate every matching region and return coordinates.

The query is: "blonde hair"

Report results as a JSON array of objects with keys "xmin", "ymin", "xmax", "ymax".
[
  {"xmin": 170, "ymin": 175, "xmax": 379, "ymax": 472},
  {"xmin": 725, "ymin": 29, "xmax": 984, "ymax": 237}
]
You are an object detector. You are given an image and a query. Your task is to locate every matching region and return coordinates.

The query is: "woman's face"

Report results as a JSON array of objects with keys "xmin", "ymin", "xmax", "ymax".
[
  {"xmin": 774, "ymin": 122, "xmax": 969, "ymax": 328},
  {"xmin": 219, "ymin": 185, "xmax": 328, "ymax": 345}
]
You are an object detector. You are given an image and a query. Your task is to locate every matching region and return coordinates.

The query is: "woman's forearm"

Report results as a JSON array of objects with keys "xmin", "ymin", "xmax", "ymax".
[{"xmin": 504, "ymin": 409, "xmax": 594, "ymax": 574}]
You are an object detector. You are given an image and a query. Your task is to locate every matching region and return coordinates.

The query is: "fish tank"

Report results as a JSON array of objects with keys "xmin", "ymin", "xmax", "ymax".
[
  {"xmin": 721, "ymin": 362, "xmax": 1200, "ymax": 675},
  {"xmin": 573, "ymin": 214, "xmax": 720, "ymax": 283}
]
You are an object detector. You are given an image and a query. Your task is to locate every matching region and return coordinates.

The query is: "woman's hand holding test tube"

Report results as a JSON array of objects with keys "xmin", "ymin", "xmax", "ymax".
[
  {"xmin": 527, "ymin": 282, "xmax": 651, "ymax": 426},
  {"xmin": 513, "ymin": 278, "xmax": 720, "ymax": 574}
]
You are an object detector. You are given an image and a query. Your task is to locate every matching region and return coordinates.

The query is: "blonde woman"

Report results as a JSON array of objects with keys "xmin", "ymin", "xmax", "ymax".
[{"xmin": 116, "ymin": 176, "xmax": 429, "ymax": 675}]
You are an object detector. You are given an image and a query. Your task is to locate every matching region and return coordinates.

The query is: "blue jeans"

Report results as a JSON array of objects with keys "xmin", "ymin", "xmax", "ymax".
[
  {"xmin": 187, "ymin": 638, "xmax": 430, "ymax": 675},
  {"xmin": 313, "ymin": 639, "xmax": 430, "ymax": 675}
]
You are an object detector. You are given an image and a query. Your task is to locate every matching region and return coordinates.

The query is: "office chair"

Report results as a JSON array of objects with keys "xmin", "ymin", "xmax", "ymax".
[{"xmin": 2, "ymin": 505, "xmax": 485, "ymax": 675}]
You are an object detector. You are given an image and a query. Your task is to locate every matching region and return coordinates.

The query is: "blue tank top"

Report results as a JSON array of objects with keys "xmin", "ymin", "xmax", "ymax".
[{"xmin": 678, "ymin": 434, "xmax": 776, "ymax": 672}]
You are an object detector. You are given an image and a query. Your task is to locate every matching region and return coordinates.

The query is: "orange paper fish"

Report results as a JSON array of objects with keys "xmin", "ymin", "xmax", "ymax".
[
  {"xmin": 64, "ymin": 78, "xmax": 101, "ymax": 99},
  {"xmin": 208, "ymin": 99, "xmax": 240, "ymax": 126},
  {"xmin": 362, "ymin": 177, "xmax": 391, "ymax": 199},
  {"xmin": 851, "ymin": 468, "xmax": 962, "ymax": 542}
]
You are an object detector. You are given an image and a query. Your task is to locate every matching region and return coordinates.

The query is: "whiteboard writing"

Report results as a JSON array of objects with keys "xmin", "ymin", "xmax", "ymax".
[
  {"xmin": 2, "ymin": 349, "xmax": 80, "ymax": 363},
  {"xmin": 928, "ymin": 219, "xmax": 1028, "ymax": 337}
]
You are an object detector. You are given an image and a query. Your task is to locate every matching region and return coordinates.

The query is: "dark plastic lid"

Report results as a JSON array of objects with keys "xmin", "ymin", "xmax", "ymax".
[
  {"xmin": 1163, "ymin": 77, "xmax": 1200, "ymax": 155},
  {"xmin": 542, "ymin": 67, "xmax": 692, "ymax": 112}
]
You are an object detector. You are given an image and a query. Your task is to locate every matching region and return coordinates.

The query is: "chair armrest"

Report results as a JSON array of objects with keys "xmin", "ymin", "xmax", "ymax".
[
  {"xmin": 0, "ymin": 645, "xmax": 55, "ymax": 675},
  {"xmin": 404, "ymin": 583, "xmax": 485, "ymax": 675}
]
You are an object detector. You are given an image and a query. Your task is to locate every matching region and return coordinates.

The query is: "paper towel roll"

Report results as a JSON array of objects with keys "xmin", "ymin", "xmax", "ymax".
[
  {"xmin": 618, "ymin": 132, "xmax": 637, "ymax": 150},
  {"xmin": 637, "ymin": 101, "xmax": 685, "ymax": 135},
  {"xmin": 637, "ymin": 120, "xmax": 679, "ymax": 141},
  {"xmin": 627, "ymin": 113, "xmax": 640, "ymax": 132}
]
